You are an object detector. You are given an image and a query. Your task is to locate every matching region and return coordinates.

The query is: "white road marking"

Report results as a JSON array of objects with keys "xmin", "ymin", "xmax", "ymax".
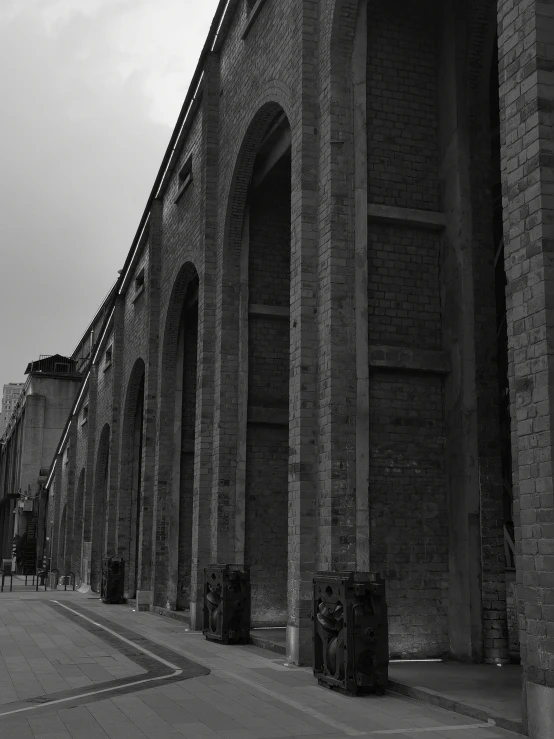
[
  {"xmin": 217, "ymin": 669, "xmax": 366, "ymax": 736},
  {"xmin": 368, "ymin": 722, "xmax": 495, "ymax": 734},
  {"xmin": 51, "ymin": 600, "xmax": 180, "ymax": 670},
  {"xmin": 0, "ymin": 599, "xmax": 182, "ymax": 719},
  {"xmin": 0, "ymin": 672, "xmax": 181, "ymax": 718}
]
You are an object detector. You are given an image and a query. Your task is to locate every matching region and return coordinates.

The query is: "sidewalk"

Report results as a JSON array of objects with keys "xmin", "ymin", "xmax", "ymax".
[{"xmin": 0, "ymin": 587, "xmax": 520, "ymax": 739}]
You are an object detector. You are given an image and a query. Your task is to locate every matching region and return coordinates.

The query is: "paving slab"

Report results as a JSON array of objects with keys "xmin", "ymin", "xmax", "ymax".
[{"xmin": 0, "ymin": 589, "xmax": 522, "ymax": 739}]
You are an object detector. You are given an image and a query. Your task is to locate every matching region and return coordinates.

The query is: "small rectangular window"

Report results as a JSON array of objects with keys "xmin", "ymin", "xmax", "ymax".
[
  {"xmin": 81, "ymin": 404, "xmax": 89, "ymax": 425},
  {"xmin": 175, "ymin": 155, "xmax": 193, "ymax": 203},
  {"xmin": 104, "ymin": 346, "xmax": 113, "ymax": 370},
  {"xmin": 135, "ymin": 268, "xmax": 145, "ymax": 292},
  {"xmin": 64, "ymin": 445, "xmax": 70, "ymax": 465}
]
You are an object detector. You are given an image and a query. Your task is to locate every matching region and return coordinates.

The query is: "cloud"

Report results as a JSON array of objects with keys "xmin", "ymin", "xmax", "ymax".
[
  {"xmin": 1, "ymin": 0, "xmax": 215, "ymax": 126},
  {"xmin": 0, "ymin": 0, "xmax": 217, "ymax": 391}
]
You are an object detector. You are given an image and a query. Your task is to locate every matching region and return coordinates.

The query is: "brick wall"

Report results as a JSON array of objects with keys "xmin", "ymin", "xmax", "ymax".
[
  {"xmin": 367, "ymin": 226, "xmax": 442, "ymax": 350},
  {"xmin": 245, "ymin": 426, "xmax": 289, "ymax": 625},
  {"xmin": 39, "ymin": 0, "xmax": 538, "ymax": 675},
  {"xmin": 366, "ymin": 0, "xmax": 447, "ymax": 657},
  {"xmin": 369, "ymin": 372, "xmax": 449, "ymax": 657},
  {"xmin": 367, "ymin": 0, "xmax": 439, "ymax": 211},
  {"xmin": 245, "ymin": 154, "xmax": 290, "ymax": 625},
  {"xmin": 498, "ymin": 0, "xmax": 554, "ymax": 719}
]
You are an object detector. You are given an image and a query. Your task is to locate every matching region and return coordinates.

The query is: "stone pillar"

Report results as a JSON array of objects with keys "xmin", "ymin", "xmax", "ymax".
[
  {"xmin": 209, "ymin": 56, "xmax": 241, "ymax": 575},
  {"xmin": 234, "ymin": 207, "xmax": 249, "ymax": 568},
  {"xmin": 105, "ymin": 297, "xmax": 125, "ymax": 558},
  {"xmin": 353, "ymin": 0, "xmax": 370, "ymax": 571},
  {"xmin": 189, "ymin": 53, "xmax": 219, "ymax": 629},
  {"xmin": 82, "ymin": 365, "xmax": 98, "ymax": 586},
  {"xmin": 287, "ymin": 1, "xmax": 319, "ymax": 666},
  {"xmin": 138, "ymin": 200, "xmax": 162, "ymax": 606},
  {"xmin": 498, "ymin": 1, "xmax": 554, "ymax": 734},
  {"xmin": 64, "ymin": 421, "xmax": 78, "ymax": 573},
  {"xmin": 315, "ymin": 0, "xmax": 360, "ymax": 578},
  {"xmin": 50, "ymin": 460, "xmax": 63, "ymax": 570}
]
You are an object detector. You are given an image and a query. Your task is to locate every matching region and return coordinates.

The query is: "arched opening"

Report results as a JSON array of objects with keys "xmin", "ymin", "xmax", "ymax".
[
  {"xmin": 156, "ymin": 263, "xmax": 199, "ymax": 611},
  {"xmin": 120, "ymin": 360, "xmax": 146, "ymax": 598},
  {"xmin": 241, "ymin": 110, "xmax": 292, "ymax": 626},
  {"xmin": 91, "ymin": 424, "xmax": 110, "ymax": 592}
]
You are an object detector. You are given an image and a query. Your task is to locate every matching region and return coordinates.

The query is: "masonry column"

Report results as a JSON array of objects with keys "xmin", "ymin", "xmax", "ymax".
[
  {"xmin": 189, "ymin": 53, "xmax": 218, "ymax": 629},
  {"xmin": 82, "ymin": 365, "xmax": 98, "ymax": 586},
  {"xmin": 49, "ymin": 460, "xmax": 63, "ymax": 570},
  {"xmin": 139, "ymin": 202, "xmax": 162, "ymax": 606},
  {"xmin": 64, "ymin": 420, "xmax": 78, "ymax": 573},
  {"xmin": 287, "ymin": 2, "xmax": 319, "ymax": 666},
  {"xmin": 105, "ymin": 297, "xmax": 125, "ymax": 559},
  {"xmin": 498, "ymin": 2, "xmax": 554, "ymax": 735},
  {"xmin": 353, "ymin": 0, "xmax": 370, "ymax": 571}
]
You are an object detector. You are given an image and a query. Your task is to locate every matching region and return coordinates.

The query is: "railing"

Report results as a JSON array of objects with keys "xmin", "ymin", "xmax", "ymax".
[{"xmin": 27, "ymin": 356, "xmax": 77, "ymax": 375}]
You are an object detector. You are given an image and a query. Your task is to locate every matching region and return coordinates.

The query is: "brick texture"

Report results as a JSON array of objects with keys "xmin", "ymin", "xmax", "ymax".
[
  {"xmin": 41, "ymin": 0, "xmax": 549, "ymax": 692},
  {"xmin": 367, "ymin": 0, "xmax": 439, "ymax": 211}
]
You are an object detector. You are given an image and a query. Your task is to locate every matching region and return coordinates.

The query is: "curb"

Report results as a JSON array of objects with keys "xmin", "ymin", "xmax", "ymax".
[
  {"xmin": 387, "ymin": 679, "xmax": 524, "ymax": 736},
  {"xmin": 249, "ymin": 633, "xmax": 286, "ymax": 655}
]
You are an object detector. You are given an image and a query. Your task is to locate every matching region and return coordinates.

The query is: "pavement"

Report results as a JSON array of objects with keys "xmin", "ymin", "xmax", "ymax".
[{"xmin": 0, "ymin": 580, "xmax": 521, "ymax": 739}]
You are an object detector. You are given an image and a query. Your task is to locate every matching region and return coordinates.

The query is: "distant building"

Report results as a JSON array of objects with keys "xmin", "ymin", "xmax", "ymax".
[
  {"xmin": 0, "ymin": 357, "xmax": 81, "ymax": 571},
  {"xmin": 0, "ymin": 383, "xmax": 24, "ymax": 438}
]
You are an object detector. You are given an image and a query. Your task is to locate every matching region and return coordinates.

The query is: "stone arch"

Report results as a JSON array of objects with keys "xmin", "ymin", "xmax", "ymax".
[
  {"xmin": 119, "ymin": 358, "xmax": 146, "ymax": 597},
  {"xmin": 155, "ymin": 262, "xmax": 199, "ymax": 608},
  {"xmin": 91, "ymin": 423, "xmax": 110, "ymax": 592}
]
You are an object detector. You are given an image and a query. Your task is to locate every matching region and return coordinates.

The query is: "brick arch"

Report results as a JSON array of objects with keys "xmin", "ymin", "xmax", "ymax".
[
  {"xmin": 154, "ymin": 262, "xmax": 199, "ymax": 607},
  {"xmin": 119, "ymin": 358, "xmax": 146, "ymax": 596},
  {"xmin": 91, "ymin": 423, "xmax": 110, "ymax": 592},
  {"xmin": 213, "ymin": 101, "xmax": 293, "ymax": 572},
  {"xmin": 219, "ymin": 95, "xmax": 295, "ymax": 625},
  {"xmin": 220, "ymin": 83, "xmax": 293, "ymax": 237},
  {"xmin": 222, "ymin": 100, "xmax": 292, "ymax": 278}
]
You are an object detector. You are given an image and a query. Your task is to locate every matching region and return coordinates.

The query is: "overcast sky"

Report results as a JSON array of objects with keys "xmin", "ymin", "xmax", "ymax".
[{"xmin": 0, "ymin": 0, "xmax": 218, "ymax": 396}]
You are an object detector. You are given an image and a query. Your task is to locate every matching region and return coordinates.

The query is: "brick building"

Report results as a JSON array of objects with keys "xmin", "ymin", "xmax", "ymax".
[{"xmin": 40, "ymin": 1, "xmax": 554, "ymax": 734}]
